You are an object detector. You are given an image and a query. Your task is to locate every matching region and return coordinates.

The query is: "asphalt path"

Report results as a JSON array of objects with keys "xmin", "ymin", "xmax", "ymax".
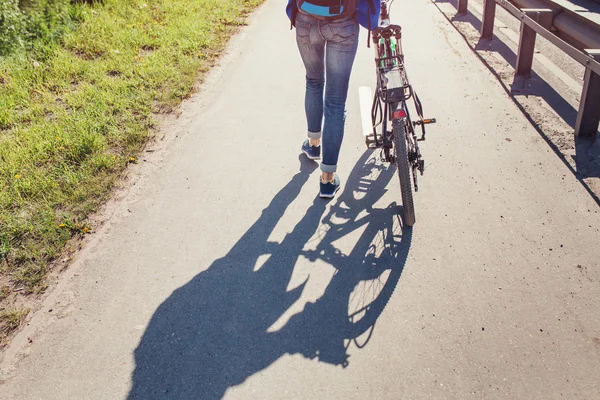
[{"xmin": 1, "ymin": 0, "xmax": 599, "ymax": 398}]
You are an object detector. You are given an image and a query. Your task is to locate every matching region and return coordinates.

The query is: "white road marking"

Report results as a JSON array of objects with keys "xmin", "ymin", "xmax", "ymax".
[{"xmin": 359, "ymin": 86, "xmax": 374, "ymax": 136}]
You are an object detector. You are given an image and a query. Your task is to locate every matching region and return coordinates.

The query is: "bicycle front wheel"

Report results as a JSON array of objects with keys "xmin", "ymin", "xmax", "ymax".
[{"xmin": 392, "ymin": 118, "xmax": 415, "ymax": 226}]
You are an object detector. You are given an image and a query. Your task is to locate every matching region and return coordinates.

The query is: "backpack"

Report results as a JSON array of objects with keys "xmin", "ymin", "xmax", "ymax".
[{"xmin": 296, "ymin": 0, "xmax": 359, "ymax": 20}]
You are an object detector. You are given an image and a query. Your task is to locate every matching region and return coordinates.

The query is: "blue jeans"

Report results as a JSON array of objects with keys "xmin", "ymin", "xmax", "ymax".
[{"xmin": 295, "ymin": 13, "xmax": 359, "ymax": 173}]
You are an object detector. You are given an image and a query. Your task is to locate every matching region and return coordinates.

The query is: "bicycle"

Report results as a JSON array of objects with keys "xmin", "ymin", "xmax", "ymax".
[{"xmin": 361, "ymin": 0, "xmax": 436, "ymax": 227}]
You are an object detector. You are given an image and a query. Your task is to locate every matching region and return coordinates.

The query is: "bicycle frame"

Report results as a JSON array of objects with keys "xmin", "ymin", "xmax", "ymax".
[{"xmin": 367, "ymin": 0, "xmax": 434, "ymax": 191}]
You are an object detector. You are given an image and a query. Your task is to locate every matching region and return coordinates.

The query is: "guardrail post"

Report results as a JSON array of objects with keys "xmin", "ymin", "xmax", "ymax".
[
  {"xmin": 575, "ymin": 50, "xmax": 600, "ymax": 137},
  {"xmin": 458, "ymin": 0, "xmax": 468, "ymax": 14},
  {"xmin": 481, "ymin": 0, "xmax": 496, "ymax": 39},
  {"xmin": 515, "ymin": 9, "xmax": 553, "ymax": 79}
]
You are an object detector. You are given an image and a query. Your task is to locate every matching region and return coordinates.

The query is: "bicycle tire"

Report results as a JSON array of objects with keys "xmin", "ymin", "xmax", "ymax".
[{"xmin": 392, "ymin": 118, "xmax": 416, "ymax": 226}]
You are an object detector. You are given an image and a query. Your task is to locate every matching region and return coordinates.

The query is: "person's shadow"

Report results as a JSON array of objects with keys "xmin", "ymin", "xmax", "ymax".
[{"xmin": 128, "ymin": 151, "xmax": 413, "ymax": 399}]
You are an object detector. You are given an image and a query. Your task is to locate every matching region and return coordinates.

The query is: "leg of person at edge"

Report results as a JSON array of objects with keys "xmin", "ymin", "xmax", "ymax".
[{"xmin": 287, "ymin": 0, "xmax": 380, "ymax": 199}]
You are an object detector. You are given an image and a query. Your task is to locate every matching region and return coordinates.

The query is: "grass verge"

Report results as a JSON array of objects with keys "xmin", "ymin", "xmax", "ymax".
[
  {"xmin": 0, "ymin": 0, "xmax": 263, "ymax": 346},
  {"xmin": 0, "ymin": 309, "xmax": 29, "ymax": 347}
]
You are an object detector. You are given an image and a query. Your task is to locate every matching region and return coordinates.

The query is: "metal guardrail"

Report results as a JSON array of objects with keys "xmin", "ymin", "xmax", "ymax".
[
  {"xmin": 453, "ymin": 0, "xmax": 600, "ymax": 136},
  {"xmin": 505, "ymin": 0, "xmax": 600, "ymax": 50}
]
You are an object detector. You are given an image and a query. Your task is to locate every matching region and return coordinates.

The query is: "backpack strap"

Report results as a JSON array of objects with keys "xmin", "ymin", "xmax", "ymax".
[
  {"xmin": 290, "ymin": 0, "xmax": 299, "ymax": 29},
  {"xmin": 291, "ymin": 6, "xmax": 298, "ymax": 29},
  {"xmin": 366, "ymin": 0, "xmax": 376, "ymax": 48}
]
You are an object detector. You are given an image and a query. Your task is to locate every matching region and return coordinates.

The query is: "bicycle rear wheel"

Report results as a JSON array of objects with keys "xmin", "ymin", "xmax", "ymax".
[{"xmin": 392, "ymin": 118, "xmax": 415, "ymax": 226}]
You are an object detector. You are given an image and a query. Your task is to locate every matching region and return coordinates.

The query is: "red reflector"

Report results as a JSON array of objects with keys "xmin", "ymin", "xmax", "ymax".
[{"xmin": 392, "ymin": 110, "xmax": 406, "ymax": 119}]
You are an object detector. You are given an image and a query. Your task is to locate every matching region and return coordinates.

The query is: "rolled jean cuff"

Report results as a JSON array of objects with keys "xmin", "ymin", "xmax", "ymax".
[
  {"xmin": 320, "ymin": 163, "xmax": 337, "ymax": 173},
  {"xmin": 308, "ymin": 130, "xmax": 322, "ymax": 140}
]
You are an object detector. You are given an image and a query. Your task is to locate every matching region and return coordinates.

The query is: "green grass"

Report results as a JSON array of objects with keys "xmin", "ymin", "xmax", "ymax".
[
  {"xmin": 0, "ymin": 0, "xmax": 263, "ymax": 340},
  {"xmin": 0, "ymin": 309, "xmax": 29, "ymax": 346}
]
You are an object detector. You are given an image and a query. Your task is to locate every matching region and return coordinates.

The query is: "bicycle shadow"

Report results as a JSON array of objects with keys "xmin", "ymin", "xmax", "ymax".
[{"xmin": 127, "ymin": 151, "xmax": 412, "ymax": 399}]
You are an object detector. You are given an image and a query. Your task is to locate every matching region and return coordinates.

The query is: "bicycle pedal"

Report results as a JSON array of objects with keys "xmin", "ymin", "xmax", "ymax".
[
  {"xmin": 365, "ymin": 134, "xmax": 382, "ymax": 149},
  {"xmin": 418, "ymin": 159, "xmax": 425, "ymax": 175},
  {"xmin": 414, "ymin": 118, "xmax": 436, "ymax": 126}
]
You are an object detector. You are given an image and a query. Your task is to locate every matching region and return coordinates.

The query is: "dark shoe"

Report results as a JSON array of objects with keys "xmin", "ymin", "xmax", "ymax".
[
  {"xmin": 302, "ymin": 139, "xmax": 321, "ymax": 160},
  {"xmin": 319, "ymin": 174, "xmax": 341, "ymax": 199}
]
